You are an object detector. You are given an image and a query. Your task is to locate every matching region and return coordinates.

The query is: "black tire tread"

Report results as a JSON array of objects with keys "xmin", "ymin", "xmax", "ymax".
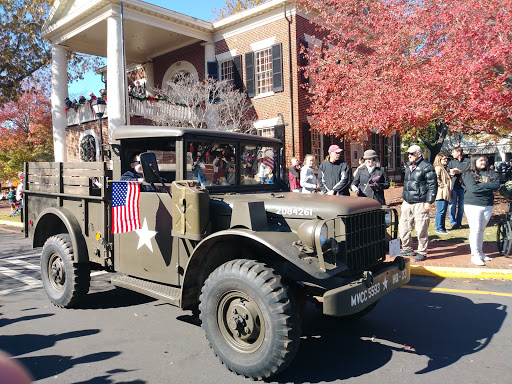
[
  {"xmin": 199, "ymin": 259, "xmax": 300, "ymax": 380},
  {"xmin": 41, "ymin": 234, "xmax": 90, "ymax": 308}
]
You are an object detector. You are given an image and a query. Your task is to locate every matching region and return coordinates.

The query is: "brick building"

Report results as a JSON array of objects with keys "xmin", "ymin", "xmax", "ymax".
[{"xmin": 43, "ymin": 0, "xmax": 402, "ymax": 179}]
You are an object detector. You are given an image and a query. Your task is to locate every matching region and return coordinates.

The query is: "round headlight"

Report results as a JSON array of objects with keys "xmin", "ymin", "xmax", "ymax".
[{"xmin": 297, "ymin": 220, "xmax": 327, "ymax": 249}]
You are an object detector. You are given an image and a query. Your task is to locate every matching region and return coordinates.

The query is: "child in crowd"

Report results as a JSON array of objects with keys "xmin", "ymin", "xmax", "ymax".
[{"xmin": 8, "ymin": 186, "xmax": 16, "ymax": 213}]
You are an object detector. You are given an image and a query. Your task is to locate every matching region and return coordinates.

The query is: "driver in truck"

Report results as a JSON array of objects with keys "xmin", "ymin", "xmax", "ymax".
[{"xmin": 121, "ymin": 154, "xmax": 155, "ymax": 191}]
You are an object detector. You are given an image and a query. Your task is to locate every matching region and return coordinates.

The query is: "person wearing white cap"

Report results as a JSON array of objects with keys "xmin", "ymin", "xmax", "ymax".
[
  {"xmin": 318, "ymin": 144, "xmax": 350, "ymax": 196},
  {"xmin": 399, "ymin": 144, "xmax": 438, "ymax": 262}
]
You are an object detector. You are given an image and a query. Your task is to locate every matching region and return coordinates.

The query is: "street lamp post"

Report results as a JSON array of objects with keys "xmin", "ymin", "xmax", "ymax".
[{"xmin": 91, "ymin": 99, "xmax": 107, "ymax": 161}]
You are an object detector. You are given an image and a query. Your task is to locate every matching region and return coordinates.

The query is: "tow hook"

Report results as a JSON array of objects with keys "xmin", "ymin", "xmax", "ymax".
[
  {"xmin": 363, "ymin": 271, "xmax": 374, "ymax": 288},
  {"xmin": 394, "ymin": 256, "xmax": 406, "ymax": 271}
]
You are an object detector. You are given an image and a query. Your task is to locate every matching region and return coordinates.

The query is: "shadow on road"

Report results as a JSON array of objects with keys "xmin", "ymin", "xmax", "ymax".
[
  {"xmin": 77, "ymin": 286, "xmax": 157, "ymax": 310},
  {"xmin": 74, "ymin": 375, "xmax": 145, "ymax": 384},
  {"xmin": 274, "ymin": 288, "xmax": 507, "ymax": 383},
  {"xmin": 0, "ymin": 313, "xmax": 53, "ymax": 328},
  {"xmin": 19, "ymin": 351, "xmax": 121, "ymax": 381},
  {"xmin": 0, "ymin": 329, "xmax": 100, "ymax": 357}
]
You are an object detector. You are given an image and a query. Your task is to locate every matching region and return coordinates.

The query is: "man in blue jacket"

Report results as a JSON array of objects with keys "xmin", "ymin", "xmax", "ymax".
[{"xmin": 399, "ymin": 145, "xmax": 438, "ymax": 261}]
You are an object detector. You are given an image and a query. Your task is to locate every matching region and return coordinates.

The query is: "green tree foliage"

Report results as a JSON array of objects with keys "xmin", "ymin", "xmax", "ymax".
[
  {"xmin": 214, "ymin": 0, "xmax": 266, "ymax": 20},
  {"xmin": 0, "ymin": 0, "xmax": 102, "ymax": 105},
  {"xmin": 0, "ymin": 80, "xmax": 54, "ymax": 183}
]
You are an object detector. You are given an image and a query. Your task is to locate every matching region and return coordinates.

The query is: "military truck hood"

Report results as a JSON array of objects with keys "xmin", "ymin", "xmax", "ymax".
[{"xmin": 210, "ymin": 192, "xmax": 381, "ymax": 219}]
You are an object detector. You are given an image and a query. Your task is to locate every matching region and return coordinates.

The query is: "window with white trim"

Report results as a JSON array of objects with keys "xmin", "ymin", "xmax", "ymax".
[
  {"xmin": 255, "ymin": 48, "xmax": 273, "ymax": 95},
  {"xmin": 220, "ymin": 60, "xmax": 234, "ymax": 84}
]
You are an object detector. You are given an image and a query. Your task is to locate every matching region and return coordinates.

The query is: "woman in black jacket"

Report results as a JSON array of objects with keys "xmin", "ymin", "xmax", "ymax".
[
  {"xmin": 461, "ymin": 154, "xmax": 500, "ymax": 266},
  {"xmin": 351, "ymin": 150, "xmax": 390, "ymax": 205}
]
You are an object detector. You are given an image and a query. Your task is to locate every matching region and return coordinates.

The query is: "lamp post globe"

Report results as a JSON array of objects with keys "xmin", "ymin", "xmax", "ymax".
[{"xmin": 91, "ymin": 99, "xmax": 107, "ymax": 161}]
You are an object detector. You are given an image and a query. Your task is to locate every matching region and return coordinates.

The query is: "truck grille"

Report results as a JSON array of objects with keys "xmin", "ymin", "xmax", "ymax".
[{"xmin": 338, "ymin": 210, "xmax": 386, "ymax": 274}]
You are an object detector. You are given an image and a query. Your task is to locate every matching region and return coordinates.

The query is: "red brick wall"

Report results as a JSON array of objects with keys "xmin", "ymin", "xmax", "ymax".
[
  {"xmin": 66, "ymin": 118, "xmax": 108, "ymax": 162},
  {"xmin": 217, "ymin": 17, "xmax": 297, "ymax": 166},
  {"xmin": 64, "ymin": 10, "xmax": 337, "ymax": 170},
  {"xmin": 152, "ymin": 42, "xmax": 205, "ymax": 88}
]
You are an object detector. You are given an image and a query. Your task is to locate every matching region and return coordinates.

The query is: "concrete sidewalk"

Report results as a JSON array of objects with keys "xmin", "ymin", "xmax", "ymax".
[{"xmin": 384, "ymin": 187, "xmax": 512, "ymax": 280}]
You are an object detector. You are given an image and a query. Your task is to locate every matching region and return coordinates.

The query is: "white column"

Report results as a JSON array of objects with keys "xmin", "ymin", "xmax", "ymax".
[
  {"xmin": 51, "ymin": 45, "xmax": 68, "ymax": 162},
  {"xmin": 203, "ymin": 42, "xmax": 215, "ymax": 78},
  {"xmin": 107, "ymin": 12, "xmax": 126, "ymax": 141},
  {"xmin": 144, "ymin": 62, "xmax": 155, "ymax": 97}
]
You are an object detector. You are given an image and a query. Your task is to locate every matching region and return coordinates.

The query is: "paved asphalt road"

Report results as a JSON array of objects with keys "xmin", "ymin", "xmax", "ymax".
[{"xmin": 1, "ymin": 226, "xmax": 511, "ymax": 384}]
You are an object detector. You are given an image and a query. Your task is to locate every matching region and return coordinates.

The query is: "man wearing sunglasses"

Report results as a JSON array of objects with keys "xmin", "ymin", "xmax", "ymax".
[
  {"xmin": 121, "ymin": 154, "xmax": 155, "ymax": 191},
  {"xmin": 399, "ymin": 145, "xmax": 438, "ymax": 262}
]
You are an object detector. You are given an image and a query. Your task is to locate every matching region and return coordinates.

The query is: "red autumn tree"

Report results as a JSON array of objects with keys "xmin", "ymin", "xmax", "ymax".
[
  {"xmin": 297, "ymin": 0, "xmax": 512, "ymax": 157},
  {"xmin": 0, "ymin": 81, "xmax": 54, "ymax": 183}
]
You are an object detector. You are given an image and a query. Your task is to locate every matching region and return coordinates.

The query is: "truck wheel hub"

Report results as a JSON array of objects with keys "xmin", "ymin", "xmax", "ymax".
[
  {"xmin": 218, "ymin": 292, "xmax": 264, "ymax": 352},
  {"xmin": 49, "ymin": 254, "xmax": 65, "ymax": 289}
]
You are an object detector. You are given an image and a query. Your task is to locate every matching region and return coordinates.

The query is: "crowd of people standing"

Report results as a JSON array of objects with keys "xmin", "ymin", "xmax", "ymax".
[{"xmin": 288, "ymin": 144, "xmax": 503, "ymax": 267}]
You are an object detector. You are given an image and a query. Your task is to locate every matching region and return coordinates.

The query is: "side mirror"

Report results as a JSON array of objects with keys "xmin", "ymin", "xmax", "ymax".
[{"xmin": 140, "ymin": 152, "xmax": 161, "ymax": 183}]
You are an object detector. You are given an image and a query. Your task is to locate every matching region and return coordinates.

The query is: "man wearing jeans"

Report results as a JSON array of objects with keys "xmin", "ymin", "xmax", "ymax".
[
  {"xmin": 399, "ymin": 145, "xmax": 438, "ymax": 262},
  {"xmin": 447, "ymin": 147, "xmax": 469, "ymax": 229}
]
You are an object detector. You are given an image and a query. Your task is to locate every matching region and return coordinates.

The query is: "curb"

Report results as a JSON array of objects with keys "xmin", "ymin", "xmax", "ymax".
[
  {"xmin": 0, "ymin": 220, "xmax": 23, "ymax": 228},
  {"xmin": 410, "ymin": 265, "xmax": 512, "ymax": 280}
]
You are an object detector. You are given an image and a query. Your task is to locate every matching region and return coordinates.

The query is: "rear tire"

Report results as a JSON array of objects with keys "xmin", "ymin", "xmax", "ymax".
[
  {"xmin": 199, "ymin": 259, "xmax": 300, "ymax": 380},
  {"xmin": 41, "ymin": 234, "xmax": 90, "ymax": 308}
]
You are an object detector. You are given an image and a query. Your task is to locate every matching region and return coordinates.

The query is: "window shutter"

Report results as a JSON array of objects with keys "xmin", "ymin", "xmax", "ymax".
[
  {"xmin": 207, "ymin": 61, "xmax": 218, "ymax": 80},
  {"xmin": 245, "ymin": 52, "xmax": 255, "ymax": 97},
  {"xmin": 302, "ymin": 123, "xmax": 312, "ymax": 155},
  {"xmin": 233, "ymin": 55, "xmax": 243, "ymax": 91},
  {"xmin": 272, "ymin": 43, "xmax": 283, "ymax": 92},
  {"xmin": 299, "ymin": 40, "xmax": 309, "ymax": 85}
]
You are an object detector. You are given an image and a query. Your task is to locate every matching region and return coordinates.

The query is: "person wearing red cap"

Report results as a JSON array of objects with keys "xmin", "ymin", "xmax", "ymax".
[{"xmin": 318, "ymin": 144, "xmax": 350, "ymax": 196}]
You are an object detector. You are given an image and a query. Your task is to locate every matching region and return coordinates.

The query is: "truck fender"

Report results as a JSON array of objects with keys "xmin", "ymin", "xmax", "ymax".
[
  {"xmin": 180, "ymin": 228, "xmax": 325, "ymax": 309},
  {"xmin": 32, "ymin": 207, "xmax": 89, "ymax": 264}
]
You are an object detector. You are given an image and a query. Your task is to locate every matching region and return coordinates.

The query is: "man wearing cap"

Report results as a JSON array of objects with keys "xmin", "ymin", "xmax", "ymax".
[
  {"xmin": 318, "ymin": 144, "xmax": 350, "ymax": 196},
  {"xmin": 351, "ymin": 149, "xmax": 390, "ymax": 205},
  {"xmin": 399, "ymin": 145, "xmax": 438, "ymax": 261}
]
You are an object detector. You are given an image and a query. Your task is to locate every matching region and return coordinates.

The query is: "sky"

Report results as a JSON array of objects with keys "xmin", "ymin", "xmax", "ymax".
[{"xmin": 68, "ymin": 0, "xmax": 227, "ymax": 98}]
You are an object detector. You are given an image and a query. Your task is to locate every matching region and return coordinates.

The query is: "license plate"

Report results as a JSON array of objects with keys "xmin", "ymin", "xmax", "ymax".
[{"xmin": 389, "ymin": 238, "xmax": 401, "ymax": 256}]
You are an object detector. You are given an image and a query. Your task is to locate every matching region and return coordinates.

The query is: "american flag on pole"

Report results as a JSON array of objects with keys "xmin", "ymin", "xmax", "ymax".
[
  {"xmin": 111, "ymin": 181, "xmax": 141, "ymax": 234},
  {"xmin": 263, "ymin": 156, "xmax": 274, "ymax": 170}
]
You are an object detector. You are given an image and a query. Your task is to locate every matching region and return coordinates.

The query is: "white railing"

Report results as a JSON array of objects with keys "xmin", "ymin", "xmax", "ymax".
[
  {"xmin": 66, "ymin": 103, "xmax": 104, "ymax": 126},
  {"xmin": 129, "ymin": 98, "xmax": 201, "ymax": 122},
  {"xmin": 65, "ymin": 98, "xmax": 199, "ymax": 126}
]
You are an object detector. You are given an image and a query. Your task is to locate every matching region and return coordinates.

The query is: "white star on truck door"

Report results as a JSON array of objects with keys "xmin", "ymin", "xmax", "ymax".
[{"xmin": 135, "ymin": 218, "xmax": 157, "ymax": 252}]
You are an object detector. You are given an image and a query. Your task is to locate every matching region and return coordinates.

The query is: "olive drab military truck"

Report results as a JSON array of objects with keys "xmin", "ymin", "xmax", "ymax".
[{"xmin": 23, "ymin": 126, "xmax": 410, "ymax": 380}]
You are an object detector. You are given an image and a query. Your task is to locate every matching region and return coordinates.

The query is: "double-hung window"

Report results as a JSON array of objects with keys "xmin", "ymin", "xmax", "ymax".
[
  {"xmin": 255, "ymin": 48, "xmax": 273, "ymax": 95},
  {"xmin": 220, "ymin": 60, "xmax": 234, "ymax": 84}
]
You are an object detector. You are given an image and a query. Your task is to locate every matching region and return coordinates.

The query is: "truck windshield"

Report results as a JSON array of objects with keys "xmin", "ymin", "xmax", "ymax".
[{"xmin": 186, "ymin": 139, "xmax": 280, "ymax": 188}]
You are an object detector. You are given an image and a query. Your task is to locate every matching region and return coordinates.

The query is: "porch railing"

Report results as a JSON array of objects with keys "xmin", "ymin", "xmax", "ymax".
[{"xmin": 65, "ymin": 98, "xmax": 200, "ymax": 126}]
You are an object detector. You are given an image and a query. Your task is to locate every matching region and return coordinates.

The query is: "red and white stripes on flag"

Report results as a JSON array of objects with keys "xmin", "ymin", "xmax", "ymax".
[
  {"xmin": 263, "ymin": 156, "xmax": 274, "ymax": 170},
  {"xmin": 111, "ymin": 181, "xmax": 141, "ymax": 234}
]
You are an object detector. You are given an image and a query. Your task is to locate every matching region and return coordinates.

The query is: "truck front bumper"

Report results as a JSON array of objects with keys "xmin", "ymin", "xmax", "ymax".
[{"xmin": 323, "ymin": 257, "xmax": 410, "ymax": 317}]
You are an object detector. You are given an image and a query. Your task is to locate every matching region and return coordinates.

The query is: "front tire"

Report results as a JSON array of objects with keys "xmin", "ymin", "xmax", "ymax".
[
  {"xmin": 199, "ymin": 259, "xmax": 300, "ymax": 380},
  {"xmin": 41, "ymin": 234, "xmax": 90, "ymax": 308}
]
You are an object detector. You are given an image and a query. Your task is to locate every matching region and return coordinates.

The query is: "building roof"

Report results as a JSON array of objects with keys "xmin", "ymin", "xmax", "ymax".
[{"xmin": 41, "ymin": 0, "xmax": 296, "ymax": 66}]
